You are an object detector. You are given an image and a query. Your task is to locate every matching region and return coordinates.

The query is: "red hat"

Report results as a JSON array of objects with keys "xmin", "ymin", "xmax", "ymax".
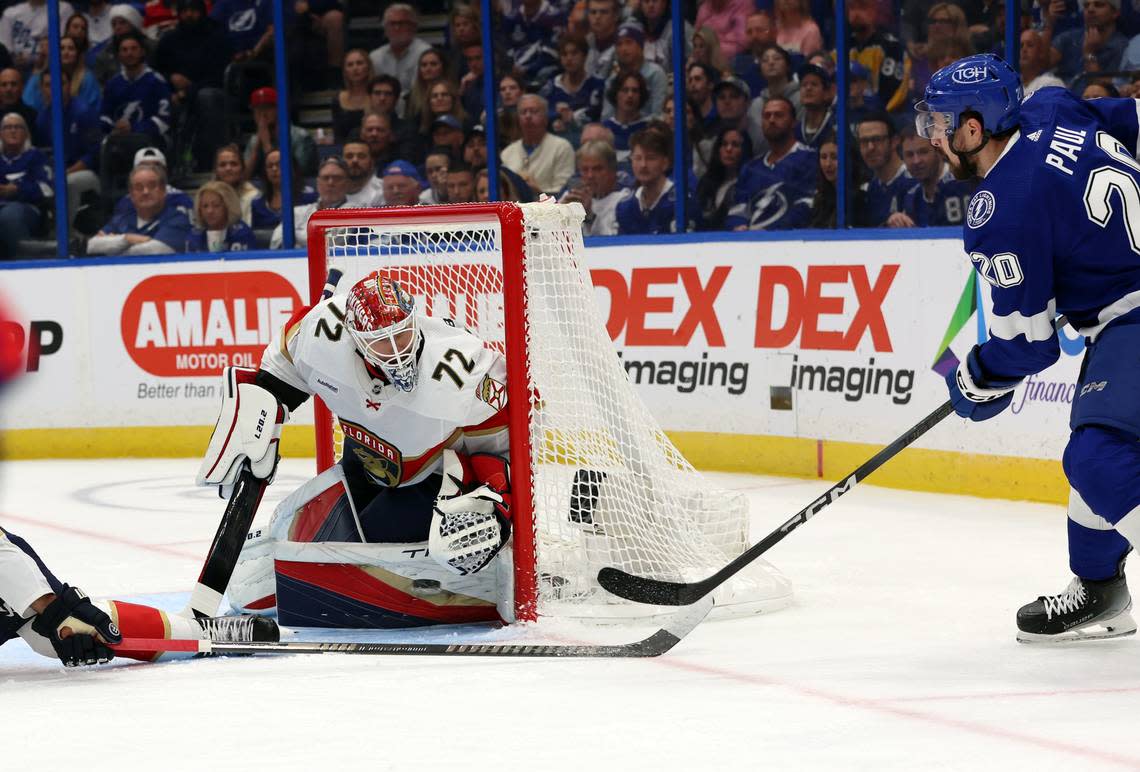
[{"xmin": 250, "ymin": 87, "xmax": 278, "ymax": 108}]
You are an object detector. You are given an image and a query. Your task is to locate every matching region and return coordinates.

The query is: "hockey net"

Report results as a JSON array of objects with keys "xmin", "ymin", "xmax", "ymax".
[{"xmin": 306, "ymin": 202, "xmax": 791, "ymax": 622}]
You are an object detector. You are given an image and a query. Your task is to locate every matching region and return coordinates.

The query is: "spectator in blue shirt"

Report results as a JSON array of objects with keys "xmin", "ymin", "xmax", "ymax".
[
  {"xmin": 100, "ymin": 30, "xmax": 173, "ymax": 147},
  {"xmin": 616, "ymin": 126, "xmax": 678, "ymax": 235},
  {"xmin": 855, "ymin": 111, "xmax": 911, "ymax": 227},
  {"xmin": 250, "ymin": 148, "xmax": 318, "ymax": 229},
  {"xmin": 87, "ymin": 163, "xmax": 191, "ymax": 255},
  {"xmin": 0, "ymin": 112, "xmax": 49, "ymax": 258},
  {"xmin": 542, "ymin": 35, "xmax": 605, "ymax": 144},
  {"xmin": 1050, "ymin": 0, "xmax": 1127, "ymax": 90},
  {"xmin": 502, "ymin": 0, "xmax": 565, "ymax": 82},
  {"xmin": 887, "ymin": 127, "xmax": 975, "ymax": 228},
  {"xmin": 187, "ymin": 180, "xmax": 257, "ymax": 252},
  {"xmin": 33, "ymin": 69, "xmax": 101, "ymax": 230},
  {"xmin": 603, "ymin": 70, "xmax": 650, "ymax": 164},
  {"xmin": 210, "ymin": 0, "xmax": 277, "ymax": 62}
]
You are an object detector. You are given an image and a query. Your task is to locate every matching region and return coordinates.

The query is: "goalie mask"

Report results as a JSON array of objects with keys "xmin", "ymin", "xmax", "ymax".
[{"xmin": 345, "ymin": 272, "xmax": 421, "ymax": 392}]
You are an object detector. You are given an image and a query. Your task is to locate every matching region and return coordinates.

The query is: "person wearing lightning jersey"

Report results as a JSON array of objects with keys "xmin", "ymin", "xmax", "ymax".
[
  {"xmin": 197, "ymin": 271, "xmax": 513, "ymax": 629},
  {"xmin": 918, "ymin": 53, "xmax": 1140, "ymax": 642}
]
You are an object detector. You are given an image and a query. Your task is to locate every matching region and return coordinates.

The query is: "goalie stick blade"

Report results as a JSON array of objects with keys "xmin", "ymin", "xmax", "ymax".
[
  {"xmin": 114, "ymin": 598, "xmax": 713, "ymax": 659},
  {"xmin": 596, "ymin": 566, "xmax": 705, "ymax": 607}
]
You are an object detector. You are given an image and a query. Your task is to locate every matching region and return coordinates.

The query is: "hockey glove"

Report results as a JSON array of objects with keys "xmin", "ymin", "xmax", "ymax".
[
  {"xmin": 197, "ymin": 367, "xmax": 288, "ymax": 496},
  {"xmin": 431, "ymin": 450, "xmax": 512, "ymax": 575},
  {"xmin": 31, "ymin": 585, "xmax": 122, "ymax": 667},
  {"xmin": 946, "ymin": 345, "xmax": 1020, "ymax": 422}
]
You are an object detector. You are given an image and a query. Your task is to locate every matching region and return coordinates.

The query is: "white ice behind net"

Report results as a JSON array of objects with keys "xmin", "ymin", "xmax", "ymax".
[{"xmin": 321, "ymin": 203, "xmax": 791, "ymax": 620}]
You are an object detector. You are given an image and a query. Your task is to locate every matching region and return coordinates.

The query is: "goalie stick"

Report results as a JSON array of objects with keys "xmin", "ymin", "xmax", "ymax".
[
  {"xmin": 597, "ymin": 400, "xmax": 956, "ymax": 606},
  {"xmin": 186, "ymin": 268, "xmax": 345, "ymax": 618},
  {"xmin": 115, "ymin": 596, "xmax": 713, "ymax": 659}
]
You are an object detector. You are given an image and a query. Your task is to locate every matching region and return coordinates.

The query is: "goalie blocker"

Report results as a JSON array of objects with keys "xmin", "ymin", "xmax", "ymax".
[{"xmin": 227, "ymin": 450, "xmax": 516, "ymax": 628}]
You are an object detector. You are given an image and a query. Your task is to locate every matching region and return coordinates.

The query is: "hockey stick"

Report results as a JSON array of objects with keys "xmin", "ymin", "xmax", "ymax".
[
  {"xmin": 597, "ymin": 400, "xmax": 956, "ymax": 606},
  {"xmin": 115, "ymin": 596, "xmax": 713, "ymax": 659},
  {"xmin": 186, "ymin": 269, "xmax": 345, "ymax": 618},
  {"xmin": 186, "ymin": 464, "xmax": 267, "ymax": 618}
]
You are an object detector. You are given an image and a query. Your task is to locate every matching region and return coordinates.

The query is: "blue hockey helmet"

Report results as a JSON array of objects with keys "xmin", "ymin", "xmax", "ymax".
[{"xmin": 916, "ymin": 53, "xmax": 1022, "ymax": 141}]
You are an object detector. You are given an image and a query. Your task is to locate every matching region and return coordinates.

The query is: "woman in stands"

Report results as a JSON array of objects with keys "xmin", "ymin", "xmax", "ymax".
[
  {"xmin": 497, "ymin": 74, "xmax": 524, "ymax": 146},
  {"xmin": 807, "ymin": 132, "xmax": 840, "ymax": 228},
  {"xmin": 689, "ymin": 26, "xmax": 729, "ymax": 76},
  {"xmin": 25, "ymin": 35, "xmax": 100, "ymax": 114},
  {"xmin": 64, "ymin": 13, "xmax": 99, "ymax": 70},
  {"xmin": 213, "ymin": 144, "xmax": 260, "ymax": 227},
  {"xmin": 603, "ymin": 71, "xmax": 650, "ymax": 165},
  {"xmin": 187, "ymin": 181, "xmax": 257, "ymax": 253},
  {"xmin": 331, "ymin": 48, "xmax": 374, "ymax": 144},
  {"xmin": 774, "ymin": 0, "xmax": 823, "ymax": 56},
  {"xmin": 695, "ymin": 127, "xmax": 752, "ymax": 231},
  {"xmin": 636, "ymin": 0, "xmax": 691, "ymax": 71},
  {"xmin": 250, "ymin": 149, "xmax": 318, "ymax": 230},
  {"xmin": 420, "ymin": 79, "xmax": 469, "ymax": 134},
  {"xmin": 908, "ymin": 4, "xmax": 973, "ymax": 107},
  {"xmin": 406, "ymin": 48, "xmax": 448, "ymax": 129},
  {"xmin": 0, "ymin": 114, "xmax": 51, "ymax": 259}
]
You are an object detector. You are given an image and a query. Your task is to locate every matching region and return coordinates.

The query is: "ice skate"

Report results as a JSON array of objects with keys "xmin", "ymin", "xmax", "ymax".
[
  {"xmin": 196, "ymin": 614, "xmax": 280, "ymax": 644},
  {"xmin": 1016, "ymin": 562, "xmax": 1136, "ymax": 643}
]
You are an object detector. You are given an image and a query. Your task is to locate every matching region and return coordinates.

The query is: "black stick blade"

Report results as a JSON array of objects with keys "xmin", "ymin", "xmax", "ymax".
[
  {"xmin": 201, "ymin": 597, "xmax": 714, "ymax": 659},
  {"xmin": 597, "ymin": 566, "xmax": 698, "ymax": 606}
]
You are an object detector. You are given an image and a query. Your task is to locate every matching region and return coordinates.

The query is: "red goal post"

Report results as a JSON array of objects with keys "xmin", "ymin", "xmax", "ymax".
[{"xmin": 305, "ymin": 202, "xmax": 792, "ymax": 624}]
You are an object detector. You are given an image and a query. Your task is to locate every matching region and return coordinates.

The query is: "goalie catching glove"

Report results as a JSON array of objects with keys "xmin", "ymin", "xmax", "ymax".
[
  {"xmin": 197, "ymin": 367, "xmax": 288, "ymax": 496},
  {"xmin": 429, "ymin": 450, "xmax": 512, "ymax": 575}
]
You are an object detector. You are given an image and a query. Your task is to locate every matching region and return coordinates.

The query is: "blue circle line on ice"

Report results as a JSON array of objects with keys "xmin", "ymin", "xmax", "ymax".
[{"xmin": 967, "ymin": 191, "xmax": 996, "ymax": 229}]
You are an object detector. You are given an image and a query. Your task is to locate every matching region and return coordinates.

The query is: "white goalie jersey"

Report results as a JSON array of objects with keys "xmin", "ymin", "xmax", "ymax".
[{"xmin": 260, "ymin": 297, "xmax": 510, "ymax": 487}]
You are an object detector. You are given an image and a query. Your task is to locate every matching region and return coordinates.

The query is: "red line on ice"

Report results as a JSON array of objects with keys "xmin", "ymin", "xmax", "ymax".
[
  {"xmin": 659, "ymin": 657, "xmax": 1140, "ymax": 769},
  {"xmin": 0, "ymin": 512, "xmax": 202, "ymax": 561}
]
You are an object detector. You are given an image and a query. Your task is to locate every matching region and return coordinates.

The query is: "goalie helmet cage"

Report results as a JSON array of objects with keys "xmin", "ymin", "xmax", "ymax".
[{"xmin": 306, "ymin": 202, "xmax": 791, "ymax": 623}]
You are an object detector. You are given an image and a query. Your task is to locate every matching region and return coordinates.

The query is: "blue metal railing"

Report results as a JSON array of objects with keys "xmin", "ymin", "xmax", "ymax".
[{"xmin": 32, "ymin": 0, "xmax": 1025, "ymax": 258}]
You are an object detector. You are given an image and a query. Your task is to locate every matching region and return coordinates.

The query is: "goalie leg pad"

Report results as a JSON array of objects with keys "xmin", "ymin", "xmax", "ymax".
[
  {"xmin": 272, "ymin": 542, "xmax": 501, "ymax": 628},
  {"xmin": 227, "ymin": 465, "xmax": 363, "ymax": 613},
  {"xmin": 196, "ymin": 367, "xmax": 288, "ymax": 492}
]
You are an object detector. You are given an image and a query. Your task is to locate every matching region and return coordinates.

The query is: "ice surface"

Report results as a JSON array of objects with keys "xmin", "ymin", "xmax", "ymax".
[{"xmin": 2, "ymin": 458, "xmax": 1140, "ymax": 771}]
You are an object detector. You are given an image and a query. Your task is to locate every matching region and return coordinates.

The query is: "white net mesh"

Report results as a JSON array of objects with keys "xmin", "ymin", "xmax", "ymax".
[{"xmin": 318, "ymin": 203, "xmax": 791, "ymax": 620}]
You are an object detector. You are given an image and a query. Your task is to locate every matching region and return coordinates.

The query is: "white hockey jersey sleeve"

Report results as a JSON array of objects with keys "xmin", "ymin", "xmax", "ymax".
[
  {"xmin": 259, "ymin": 304, "xmax": 320, "ymax": 398},
  {"xmin": 457, "ymin": 345, "xmax": 511, "ymax": 458},
  {"xmin": 0, "ymin": 527, "xmax": 52, "ymax": 618}
]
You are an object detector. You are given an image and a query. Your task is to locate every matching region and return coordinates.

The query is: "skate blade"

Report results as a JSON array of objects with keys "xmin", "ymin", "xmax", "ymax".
[{"xmin": 1017, "ymin": 611, "xmax": 1138, "ymax": 644}]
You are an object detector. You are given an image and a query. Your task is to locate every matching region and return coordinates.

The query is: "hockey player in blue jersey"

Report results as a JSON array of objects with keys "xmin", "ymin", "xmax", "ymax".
[{"xmin": 918, "ymin": 53, "xmax": 1140, "ymax": 642}]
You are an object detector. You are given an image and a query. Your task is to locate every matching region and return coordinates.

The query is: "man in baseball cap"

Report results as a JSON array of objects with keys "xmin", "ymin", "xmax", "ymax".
[
  {"xmin": 381, "ymin": 160, "xmax": 423, "ymax": 206},
  {"xmin": 606, "ymin": 21, "xmax": 666, "ymax": 118},
  {"xmin": 431, "ymin": 115, "xmax": 465, "ymax": 158},
  {"xmin": 244, "ymin": 86, "xmax": 318, "ymax": 182},
  {"xmin": 112, "ymin": 146, "xmax": 192, "ymax": 219}
]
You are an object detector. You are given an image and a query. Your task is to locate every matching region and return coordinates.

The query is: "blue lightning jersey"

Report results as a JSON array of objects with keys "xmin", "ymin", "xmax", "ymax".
[
  {"xmin": 725, "ymin": 144, "xmax": 818, "ymax": 231},
  {"xmin": 965, "ymin": 87, "xmax": 1140, "ymax": 380},
  {"xmin": 899, "ymin": 167, "xmax": 975, "ymax": 227}
]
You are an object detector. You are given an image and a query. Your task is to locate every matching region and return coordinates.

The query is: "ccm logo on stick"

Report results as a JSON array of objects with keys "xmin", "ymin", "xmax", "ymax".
[
  {"xmin": 0, "ymin": 320, "xmax": 63, "ymax": 371},
  {"xmin": 755, "ymin": 265, "xmax": 899, "ymax": 352}
]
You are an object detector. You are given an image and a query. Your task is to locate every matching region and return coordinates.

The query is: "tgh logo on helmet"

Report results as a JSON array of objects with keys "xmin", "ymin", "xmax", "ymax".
[{"xmin": 951, "ymin": 64, "xmax": 989, "ymax": 84}]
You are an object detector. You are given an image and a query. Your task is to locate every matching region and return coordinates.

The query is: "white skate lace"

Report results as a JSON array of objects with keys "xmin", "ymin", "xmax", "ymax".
[
  {"xmin": 198, "ymin": 616, "xmax": 257, "ymax": 643},
  {"xmin": 1042, "ymin": 578, "xmax": 1088, "ymax": 620}
]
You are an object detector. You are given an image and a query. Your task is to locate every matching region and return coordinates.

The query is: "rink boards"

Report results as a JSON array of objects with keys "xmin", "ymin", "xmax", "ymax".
[{"xmin": 0, "ymin": 232, "xmax": 1082, "ymax": 504}]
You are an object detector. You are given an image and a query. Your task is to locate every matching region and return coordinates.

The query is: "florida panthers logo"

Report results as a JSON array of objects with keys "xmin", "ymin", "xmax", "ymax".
[
  {"xmin": 341, "ymin": 419, "xmax": 403, "ymax": 486},
  {"xmin": 966, "ymin": 191, "xmax": 995, "ymax": 229}
]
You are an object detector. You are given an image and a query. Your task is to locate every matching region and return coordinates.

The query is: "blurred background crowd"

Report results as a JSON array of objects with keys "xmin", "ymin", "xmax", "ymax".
[{"xmin": 0, "ymin": 0, "xmax": 1128, "ymax": 257}]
